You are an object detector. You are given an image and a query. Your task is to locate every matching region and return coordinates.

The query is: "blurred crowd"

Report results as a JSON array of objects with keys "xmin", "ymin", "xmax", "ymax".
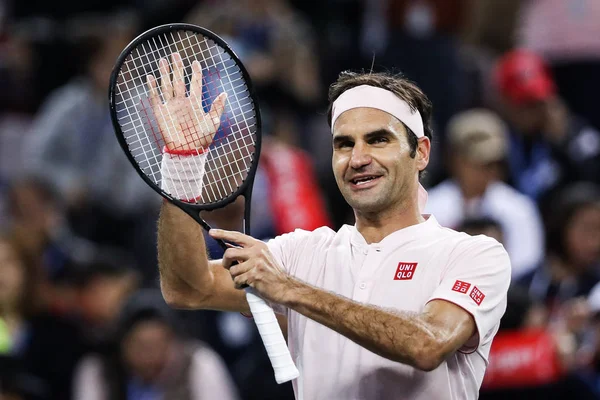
[{"xmin": 0, "ymin": 0, "xmax": 599, "ymax": 399}]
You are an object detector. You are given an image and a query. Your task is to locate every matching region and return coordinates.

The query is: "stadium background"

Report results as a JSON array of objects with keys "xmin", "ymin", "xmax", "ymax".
[{"xmin": 1, "ymin": 0, "xmax": 600, "ymax": 398}]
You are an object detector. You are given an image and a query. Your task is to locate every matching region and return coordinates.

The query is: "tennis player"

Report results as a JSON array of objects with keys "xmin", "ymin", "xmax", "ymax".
[{"xmin": 155, "ymin": 67, "xmax": 511, "ymax": 399}]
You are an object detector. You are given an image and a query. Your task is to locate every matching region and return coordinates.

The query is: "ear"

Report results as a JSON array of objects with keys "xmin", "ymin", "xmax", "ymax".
[{"xmin": 416, "ymin": 137, "xmax": 430, "ymax": 172}]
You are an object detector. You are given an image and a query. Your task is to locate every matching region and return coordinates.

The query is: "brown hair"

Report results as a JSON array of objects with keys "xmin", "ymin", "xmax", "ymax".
[{"xmin": 327, "ymin": 71, "xmax": 434, "ymax": 159}]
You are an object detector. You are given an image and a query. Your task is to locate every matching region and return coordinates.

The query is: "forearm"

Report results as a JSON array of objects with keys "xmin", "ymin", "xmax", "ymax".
[
  {"xmin": 283, "ymin": 280, "xmax": 444, "ymax": 371},
  {"xmin": 157, "ymin": 201, "xmax": 214, "ymax": 308}
]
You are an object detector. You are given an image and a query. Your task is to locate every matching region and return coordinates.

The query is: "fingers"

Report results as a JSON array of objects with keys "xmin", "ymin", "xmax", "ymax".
[
  {"xmin": 171, "ymin": 53, "xmax": 186, "ymax": 98},
  {"xmin": 208, "ymin": 92, "xmax": 228, "ymax": 128},
  {"xmin": 210, "ymin": 229, "xmax": 255, "ymax": 247},
  {"xmin": 229, "ymin": 260, "xmax": 253, "ymax": 279},
  {"xmin": 190, "ymin": 60, "xmax": 204, "ymax": 101},
  {"xmin": 159, "ymin": 58, "xmax": 173, "ymax": 101},
  {"xmin": 146, "ymin": 75, "xmax": 160, "ymax": 110},
  {"xmin": 233, "ymin": 272, "xmax": 252, "ymax": 290},
  {"xmin": 222, "ymin": 247, "xmax": 248, "ymax": 270}
]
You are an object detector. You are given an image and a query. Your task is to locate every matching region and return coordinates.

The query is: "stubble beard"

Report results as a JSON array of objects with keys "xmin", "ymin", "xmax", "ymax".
[{"xmin": 342, "ymin": 181, "xmax": 394, "ymax": 215}]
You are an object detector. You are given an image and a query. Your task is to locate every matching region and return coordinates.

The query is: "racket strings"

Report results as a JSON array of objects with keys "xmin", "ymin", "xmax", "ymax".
[{"xmin": 114, "ymin": 29, "xmax": 257, "ymax": 205}]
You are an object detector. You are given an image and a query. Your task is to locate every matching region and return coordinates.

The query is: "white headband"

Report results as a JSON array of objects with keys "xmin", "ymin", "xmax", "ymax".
[{"xmin": 331, "ymin": 85, "xmax": 424, "ymax": 138}]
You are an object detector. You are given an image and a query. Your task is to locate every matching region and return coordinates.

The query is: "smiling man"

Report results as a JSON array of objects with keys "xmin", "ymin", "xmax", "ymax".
[{"xmin": 156, "ymin": 70, "xmax": 511, "ymax": 400}]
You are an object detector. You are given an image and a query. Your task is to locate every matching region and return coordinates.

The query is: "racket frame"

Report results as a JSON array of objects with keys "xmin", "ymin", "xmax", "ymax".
[{"xmin": 108, "ymin": 23, "xmax": 262, "ymax": 234}]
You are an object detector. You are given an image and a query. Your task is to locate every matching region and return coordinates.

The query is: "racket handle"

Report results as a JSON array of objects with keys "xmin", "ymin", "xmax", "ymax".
[{"xmin": 244, "ymin": 288, "xmax": 300, "ymax": 384}]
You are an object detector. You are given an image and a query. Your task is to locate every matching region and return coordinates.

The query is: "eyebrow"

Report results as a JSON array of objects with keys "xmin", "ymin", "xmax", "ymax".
[{"xmin": 332, "ymin": 129, "xmax": 396, "ymax": 146}]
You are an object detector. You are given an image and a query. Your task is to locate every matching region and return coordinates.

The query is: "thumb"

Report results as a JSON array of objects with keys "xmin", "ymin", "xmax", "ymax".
[{"xmin": 208, "ymin": 92, "xmax": 228, "ymax": 128}]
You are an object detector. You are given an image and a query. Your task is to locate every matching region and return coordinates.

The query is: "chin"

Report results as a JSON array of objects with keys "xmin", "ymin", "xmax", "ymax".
[{"xmin": 347, "ymin": 198, "xmax": 387, "ymax": 214}]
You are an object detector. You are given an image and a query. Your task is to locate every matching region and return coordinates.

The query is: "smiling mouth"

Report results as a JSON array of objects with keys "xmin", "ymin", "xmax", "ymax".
[{"xmin": 349, "ymin": 175, "xmax": 382, "ymax": 186}]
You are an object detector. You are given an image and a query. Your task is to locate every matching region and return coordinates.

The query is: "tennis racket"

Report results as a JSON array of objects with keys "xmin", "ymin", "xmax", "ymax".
[{"xmin": 108, "ymin": 23, "xmax": 299, "ymax": 384}]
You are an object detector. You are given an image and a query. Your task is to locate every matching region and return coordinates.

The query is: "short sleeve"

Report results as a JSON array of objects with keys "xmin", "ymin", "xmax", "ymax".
[
  {"xmin": 266, "ymin": 228, "xmax": 314, "ymax": 315},
  {"xmin": 427, "ymin": 236, "xmax": 511, "ymax": 353}
]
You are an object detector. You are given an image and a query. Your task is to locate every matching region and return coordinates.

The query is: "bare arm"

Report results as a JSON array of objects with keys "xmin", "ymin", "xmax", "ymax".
[
  {"xmin": 157, "ymin": 202, "xmax": 249, "ymax": 312},
  {"xmin": 148, "ymin": 53, "xmax": 248, "ymax": 313},
  {"xmin": 210, "ymin": 228, "xmax": 475, "ymax": 371},
  {"xmin": 284, "ymin": 283, "xmax": 474, "ymax": 371}
]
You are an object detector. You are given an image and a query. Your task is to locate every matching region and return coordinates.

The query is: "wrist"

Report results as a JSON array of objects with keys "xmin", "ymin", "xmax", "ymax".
[{"xmin": 163, "ymin": 146, "xmax": 208, "ymax": 156}]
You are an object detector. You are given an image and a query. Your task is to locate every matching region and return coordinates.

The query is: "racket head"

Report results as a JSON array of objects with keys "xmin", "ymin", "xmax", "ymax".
[{"xmin": 109, "ymin": 23, "xmax": 262, "ymax": 213}]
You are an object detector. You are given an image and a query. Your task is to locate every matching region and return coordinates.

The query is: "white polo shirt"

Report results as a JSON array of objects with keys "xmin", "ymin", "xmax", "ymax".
[{"xmin": 267, "ymin": 215, "xmax": 511, "ymax": 400}]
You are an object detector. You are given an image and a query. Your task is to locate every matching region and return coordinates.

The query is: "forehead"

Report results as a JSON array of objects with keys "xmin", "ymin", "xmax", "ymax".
[{"xmin": 332, "ymin": 107, "xmax": 407, "ymax": 138}]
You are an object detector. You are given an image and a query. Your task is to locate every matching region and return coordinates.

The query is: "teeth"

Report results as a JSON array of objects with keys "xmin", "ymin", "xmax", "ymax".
[{"xmin": 353, "ymin": 177, "xmax": 376, "ymax": 185}]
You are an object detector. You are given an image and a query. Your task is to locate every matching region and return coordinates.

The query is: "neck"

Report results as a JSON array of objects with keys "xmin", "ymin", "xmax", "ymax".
[
  {"xmin": 354, "ymin": 202, "xmax": 424, "ymax": 244},
  {"xmin": 458, "ymin": 180, "xmax": 487, "ymax": 200}
]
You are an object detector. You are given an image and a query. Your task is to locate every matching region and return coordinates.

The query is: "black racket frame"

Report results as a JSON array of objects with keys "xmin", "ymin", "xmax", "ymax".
[{"xmin": 108, "ymin": 23, "xmax": 262, "ymax": 238}]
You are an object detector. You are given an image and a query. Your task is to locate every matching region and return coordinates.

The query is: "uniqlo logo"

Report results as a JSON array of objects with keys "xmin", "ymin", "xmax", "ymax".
[
  {"xmin": 470, "ymin": 286, "xmax": 485, "ymax": 306},
  {"xmin": 394, "ymin": 262, "xmax": 418, "ymax": 280},
  {"xmin": 451, "ymin": 280, "xmax": 471, "ymax": 294}
]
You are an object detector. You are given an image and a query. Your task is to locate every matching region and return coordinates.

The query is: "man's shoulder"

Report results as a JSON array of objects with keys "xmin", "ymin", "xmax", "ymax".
[
  {"xmin": 268, "ymin": 225, "xmax": 348, "ymax": 250},
  {"xmin": 432, "ymin": 221, "xmax": 508, "ymax": 257}
]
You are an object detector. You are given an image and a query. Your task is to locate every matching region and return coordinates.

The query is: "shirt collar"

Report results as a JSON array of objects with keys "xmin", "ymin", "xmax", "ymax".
[{"xmin": 349, "ymin": 214, "xmax": 439, "ymax": 250}]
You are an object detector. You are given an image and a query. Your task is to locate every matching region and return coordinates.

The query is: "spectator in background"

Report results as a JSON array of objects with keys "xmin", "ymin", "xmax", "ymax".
[
  {"xmin": 363, "ymin": 0, "xmax": 469, "ymax": 166},
  {"xmin": 479, "ymin": 285, "xmax": 596, "ymax": 400},
  {"xmin": 455, "ymin": 217, "xmax": 595, "ymax": 398},
  {"xmin": 0, "ymin": 234, "xmax": 84, "ymax": 400},
  {"xmin": 425, "ymin": 109, "xmax": 544, "ymax": 278},
  {"xmin": 519, "ymin": 183, "xmax": 600, "ymax": 315},
  {"xmin": 580, "ymin": 283, "xmax": 600, "ymax": 395},
  {"xmin": 517, "ymin": 0, "xmax": 600, "ymax": 132},
  {"xmin": 4, "ymin": 177, "xmax": 118, "ymax": 317},
  {"xmin": 458, "ymin": 217, "xmax": 504, "ymax": 244},
  {"xmin": 73, "ymin": 290, "xmax": 239, "ymax": 400},
  {"xmin": 493, "ymin": 49, "xmax": 600, "ymax": 210},
  {"xmin": 23, "ymin": 11, "xmax": 161, "ymax": 285},
  {"xmin": 73, "ymin": 259, "xmax": 140, "ymax": 355},
  {"xmin": 6, "ymin": 177, "xmax": 61, "ymax": 274},
  {"xmin": 186, "ymin": 0, "xmax": 321, "ymax": 109}
]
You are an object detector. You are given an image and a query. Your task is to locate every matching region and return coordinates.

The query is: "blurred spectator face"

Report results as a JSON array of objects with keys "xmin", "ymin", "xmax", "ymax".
[
  {"xmin": 452, "ymin": 159, "xmax": 499, "ymax": 196},
  {"xmin": 8, "ymin": 179, "xmax": 58, "ymax": 234},
  {"xmin": 121, "ymin": 319, "xmax": 173, "ymax": 383},
  {"xmin": 79, "ymin": 270, "xmax": 137, "ymax": 327},
  {"xmin": 447, "ymin": 109, "xmax": 508, "ymax": 195},
  {"xmin": 564, "ymin": 204, "xmax": 600, "ymax": 268},
  {"xmin": 503, "ymin": 100, "xmax": 548, "ymax": 135},
  {"xmin": 0, "ymin": 239, "xmax": 25, "ymax": 312},
  {"xmin": 495, "ymin": 50, "xmax": 556, "ymax": 135}
]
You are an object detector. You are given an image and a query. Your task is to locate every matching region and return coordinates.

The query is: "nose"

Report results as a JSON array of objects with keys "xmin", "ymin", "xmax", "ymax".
[{"xmin": 349, "ymin": 142, "xmax": 372, "ymax": 170}]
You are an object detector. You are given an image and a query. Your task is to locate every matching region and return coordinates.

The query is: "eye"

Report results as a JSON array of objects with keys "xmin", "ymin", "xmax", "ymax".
[
  {"xmin": 369, "ymin": 136, "xmax": 389, "ymax": 144},
  {"xmin": 335, "ymin": 140, "xmax": 354, "ymax": 149}
]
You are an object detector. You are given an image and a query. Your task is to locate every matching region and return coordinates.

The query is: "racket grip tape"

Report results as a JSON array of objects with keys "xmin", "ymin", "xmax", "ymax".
[{"xmin": 244, "ymin": 288, "xmax": 300, "ymax": 384}]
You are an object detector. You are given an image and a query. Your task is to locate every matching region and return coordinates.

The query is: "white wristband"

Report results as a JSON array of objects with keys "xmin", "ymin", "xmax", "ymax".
[{"xmin": 160, "ymin": 150, "xmax": 208, "ymax": 202}]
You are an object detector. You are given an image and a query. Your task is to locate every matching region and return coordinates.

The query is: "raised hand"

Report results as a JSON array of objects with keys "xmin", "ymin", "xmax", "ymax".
[{"xmin": 146, "ymin": 52, "xmax": 227, "ymax": 152}]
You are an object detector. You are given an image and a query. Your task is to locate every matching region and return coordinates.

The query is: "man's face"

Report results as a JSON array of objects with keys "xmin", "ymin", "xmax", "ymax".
[
  {"xmin": 503, "ymin": 99, "xmax": 547, "ymax": 135},
  {"xmin": 332, "ymin": 108, "xmax": 428, "ymax": 214}
]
